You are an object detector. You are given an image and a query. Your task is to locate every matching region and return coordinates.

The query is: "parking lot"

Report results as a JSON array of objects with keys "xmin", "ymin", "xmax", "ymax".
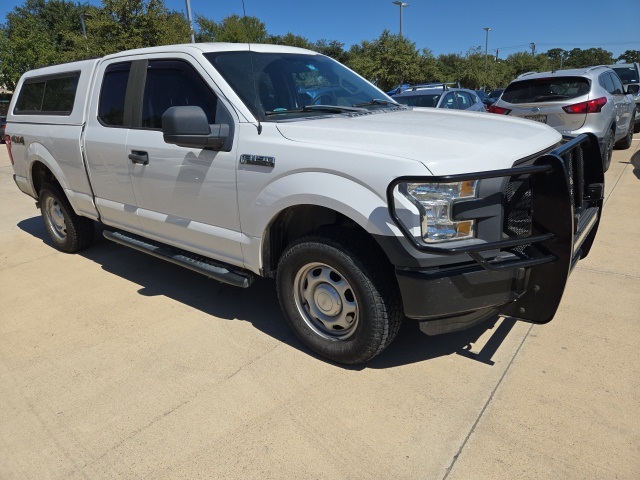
[{"xmin": 0, "ymin": 137, "xmax": 638, "ymax": 479}]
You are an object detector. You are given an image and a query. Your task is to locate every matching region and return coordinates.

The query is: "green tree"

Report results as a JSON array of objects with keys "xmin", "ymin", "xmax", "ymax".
[
  {"xmin": 616, "ymin": 50, "xmax": 640, "ymax": 63},
  {"xmin": 89, "ymin": 0, "xmax": 190, "ymax": 55},
  {"xmin": 269, "ymin": 32, "xmax": 313, "ymax": 49},
  {"xmin": 196, "ymin": 13, "xmax": 267, "ymax": 43},
  {"xmin": 565, "ymin": 47, "xmax": 614, "ymax": 68},
  {"xmin": 346, "ymin": 30, "xmax": 423, "ymax": 91},
  {"xmin": 0, "ymin": 0, "xmax": 91, "ymax": 88},
  {"xmin": 313, "ymin": 39, "xmax": 349, "ymax": 64},
  {"xmin": 544, "ymin": 48, "xmax": 569, "ymax": 69}
]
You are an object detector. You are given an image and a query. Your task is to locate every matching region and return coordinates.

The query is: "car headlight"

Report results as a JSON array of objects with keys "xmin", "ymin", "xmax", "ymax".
[{"xmin": 399, "ymin": 180, "xmax": 477, "ymax": 243}]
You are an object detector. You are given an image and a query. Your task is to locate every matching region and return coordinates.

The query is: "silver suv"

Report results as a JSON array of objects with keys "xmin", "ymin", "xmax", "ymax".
[
  {"xmin": 490, "ymin": 66, "xmax": 635, "ymax": 171},
  {"xmin": 608, "ymin": 62, "xmax": 640, "ymax": 133}
]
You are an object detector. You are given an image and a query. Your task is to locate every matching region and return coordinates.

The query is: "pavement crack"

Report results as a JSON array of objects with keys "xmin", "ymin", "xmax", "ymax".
[{"xmin": 442, "ymin": 322, "xmax": 534, "ymax": 480}]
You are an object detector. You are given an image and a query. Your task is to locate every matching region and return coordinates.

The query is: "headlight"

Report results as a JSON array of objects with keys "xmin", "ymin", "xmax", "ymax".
[{"xmin": 400, "ymin": 180, "xmax": 477, "ymax": 243}]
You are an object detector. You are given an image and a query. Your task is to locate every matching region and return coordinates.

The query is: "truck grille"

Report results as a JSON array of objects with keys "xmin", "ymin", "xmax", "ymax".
[{"xmin": 503, "ymin": 139, "xmax": 587, "ymax": 257}]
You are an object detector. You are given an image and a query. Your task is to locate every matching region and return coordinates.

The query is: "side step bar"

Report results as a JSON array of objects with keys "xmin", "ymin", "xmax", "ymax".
[{"xmin": 103, "ymin": 230, "xmax": 254, "ymax": 288}]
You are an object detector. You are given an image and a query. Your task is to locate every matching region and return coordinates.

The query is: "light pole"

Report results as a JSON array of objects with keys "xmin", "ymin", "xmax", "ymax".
[
  {"xmin": 483, "ymin": 27, "xmax": 491, "ymax": 89},
  {"xmin": 185, "ymin": 0, "xmax": 195, "ymax": 43},
  {"xmin": 79, "ymin": 13, "xmax": 92, "ymax": 52},
  {"xmin": 392, "ymin": 1, "xmax": 409, "ymax": 37}
]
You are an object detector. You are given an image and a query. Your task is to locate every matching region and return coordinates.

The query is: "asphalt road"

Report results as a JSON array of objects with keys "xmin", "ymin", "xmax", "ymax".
[{"xmin": 1, "ymin": 137, "xmax": 638, "ymax": 479}]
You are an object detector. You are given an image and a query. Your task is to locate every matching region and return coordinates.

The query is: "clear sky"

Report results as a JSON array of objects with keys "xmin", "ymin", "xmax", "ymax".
[{"xmin": 1, "ymin": 0, "xmax": 639, "ymax": 59}]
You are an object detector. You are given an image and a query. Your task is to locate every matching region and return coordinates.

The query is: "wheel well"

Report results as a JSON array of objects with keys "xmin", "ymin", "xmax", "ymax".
[
  {"xmin": 262, "ymin": 205, "xmax": 390, "ymax": 277},
  {"xmin": 31, "ymin": 161, "xmax": 59, "ymax": 196}
]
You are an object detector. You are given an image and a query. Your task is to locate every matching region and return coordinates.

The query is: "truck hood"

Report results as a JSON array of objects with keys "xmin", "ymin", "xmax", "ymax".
[{"xmin": 276, "ymin": 108, "xmax": 562, "ymax": 175}]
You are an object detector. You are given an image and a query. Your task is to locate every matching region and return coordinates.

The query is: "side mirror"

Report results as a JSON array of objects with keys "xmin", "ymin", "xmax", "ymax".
[
  {"xmin": 162, "ymin": 106, "xmax": 229, "ymax": 151},
  {"xmin": 626, "ymin": 84, "xmax": 640, "ymax": 95}
]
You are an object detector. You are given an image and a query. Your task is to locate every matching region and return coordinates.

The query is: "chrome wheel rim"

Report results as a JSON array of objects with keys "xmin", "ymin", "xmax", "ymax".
[
  {"xmin": 43, "ymin": 196, "xmax": 67, "ymax": 242},
  {"xmin": 293, "ymin": 262, "xmax": 359, "ymax": 340}
]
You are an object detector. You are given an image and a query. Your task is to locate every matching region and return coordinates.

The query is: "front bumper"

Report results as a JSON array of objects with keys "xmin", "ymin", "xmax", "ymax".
[{"xmin": 387, "ymin": 133, "xmax": 604, "ymax": 329}]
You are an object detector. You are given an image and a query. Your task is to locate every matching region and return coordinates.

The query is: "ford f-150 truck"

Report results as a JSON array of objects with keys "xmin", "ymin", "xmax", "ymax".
[{"xmin": 5, "ymin": 43, "xmax": 604, "ymax": 364}]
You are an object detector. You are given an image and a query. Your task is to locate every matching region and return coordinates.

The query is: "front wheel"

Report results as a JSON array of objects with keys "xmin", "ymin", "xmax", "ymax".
[
  {"xmin": 614, "ymin": 119, "xmax": 634, "ymax": 150},
  {"xmin": 276, "ymin": 234, "xmax": 403, "ymax": 364},
  {"xmin": 39, "ymin": 183, "xmax": 94, "ymax": 253}
]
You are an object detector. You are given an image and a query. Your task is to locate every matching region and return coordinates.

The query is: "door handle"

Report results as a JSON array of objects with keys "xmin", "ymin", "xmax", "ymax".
[{"xmin": 128, "ymin": 150, "xmax": 149, "ymax": 165}]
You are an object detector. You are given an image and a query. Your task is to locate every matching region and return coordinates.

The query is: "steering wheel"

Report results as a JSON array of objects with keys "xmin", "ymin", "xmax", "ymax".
[{"xmin": 312, "ymin": 93, "xmax": 334, "ymax": 105}]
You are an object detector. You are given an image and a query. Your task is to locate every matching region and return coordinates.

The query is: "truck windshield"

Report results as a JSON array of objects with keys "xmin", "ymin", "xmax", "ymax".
[{"xmin": 205, "ymin": 51, "xmax": 395, "ymax": 121}]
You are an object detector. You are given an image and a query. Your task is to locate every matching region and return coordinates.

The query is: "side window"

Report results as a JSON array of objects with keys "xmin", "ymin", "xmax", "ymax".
[
  {"xmin": 609, "ymin": 72, "xmax": 624, "ymax": 95},
  {"xmin": 599, "ymin": 73, "xmax": 615, "ymax": 94},
  {"xmin": 98, "ymin": 62, "xmax": 131, "ymax": 126},
  {"xmin": 14, "ymin": 73, "xmax": 79, "ymax": 115},
  {"xmin": 441, "ymin": 92, "xmax": 458, "ymax": 109},
  {"xmin": 455, "ymin": 91, "xmax": 471, "ymax": 109},
  {"xmin": 142, "ymin": 60, "xmax": 218, "ymax": 129}
]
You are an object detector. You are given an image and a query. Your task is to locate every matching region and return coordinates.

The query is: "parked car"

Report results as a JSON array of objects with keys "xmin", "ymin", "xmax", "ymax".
[
  {"xmin": 485, "ymin": 88, "xmax": 504, "ymax": 107},
  {"xmin": 393, "ymin": 85, "xmax": 486, "ymax": 112},
  {"xmin": 0, "ymin": 116, "xmax": 6, "ymax": 143},
  {"xmin": 608, "ymin": 63, "xmax": 640, "ymax": 133},
  {"xmin": 489, "ymin": 66, "xmax": 635, "ymax": 171}
]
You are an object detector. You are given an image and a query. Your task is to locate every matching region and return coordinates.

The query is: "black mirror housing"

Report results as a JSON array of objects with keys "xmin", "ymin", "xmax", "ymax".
[
  {"xmin": 162, "ymin": 106, "xmax": 230, "ymax": 151},
  {"xmin": 626, "ymin": 84, "xmax": 640, "ymax": 95}
]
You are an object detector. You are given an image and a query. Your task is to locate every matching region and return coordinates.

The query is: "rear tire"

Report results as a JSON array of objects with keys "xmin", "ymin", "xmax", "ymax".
[
  {"xmin": 601, "ymin": 128, "xmax": 614, "ymax": 172},
  {"xmin": 614, "ymin": 120, "xmax": 634, "ymax": 150},
  {"xmin": 39, "ymin": 183, "xmax": 94, "ymax": 253},
  {"xmin": 276, "ymin": 232, "xmax": 403, "ymax": 364}
]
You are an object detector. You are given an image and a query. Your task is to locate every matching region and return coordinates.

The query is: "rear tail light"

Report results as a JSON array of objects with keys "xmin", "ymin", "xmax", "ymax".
[
  {"xmin": 5, "ymin": 135, "xmax": 14, "ymax": 165},
  {"xmin": 562, "ymin": 97, "xmax": 607, "ymax": 114},
  {"xmin": 488, "ymin": 105, "xmax": 511, "ymax": 115}
]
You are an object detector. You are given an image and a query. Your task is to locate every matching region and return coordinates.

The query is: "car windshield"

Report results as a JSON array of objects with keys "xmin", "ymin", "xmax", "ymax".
[
  {"xmin": 501, "ymin": 77, "xmax": 590, "ymax": 104},
  {"xmin": 394, "ymin": 94, "xmax": 441, "ymax": 108},
  {"xmin": 611, "ymin": 67, "xmax": 638, "ymax": 84},
  {"xmin": 204, "ymin": 51, "xmax": 395, "ymax": 121}
]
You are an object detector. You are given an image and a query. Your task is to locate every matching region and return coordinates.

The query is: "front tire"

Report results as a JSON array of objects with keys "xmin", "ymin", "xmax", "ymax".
[
  {"xmin": 39, "ymin": 183, "xmax": 94, "ymax": 253},
  {"xmin": 276, "ymin": 233, "xmax": 403, "ymax": 364},
  {"xmin": 614, "ymin": 119, "xmax": 634, "ymax": 150}
]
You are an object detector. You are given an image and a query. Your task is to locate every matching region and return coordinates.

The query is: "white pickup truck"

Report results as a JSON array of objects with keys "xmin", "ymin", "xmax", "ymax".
[{"xmin": 5, "ymin": 43, "xmax": 604, "ymax": 364}]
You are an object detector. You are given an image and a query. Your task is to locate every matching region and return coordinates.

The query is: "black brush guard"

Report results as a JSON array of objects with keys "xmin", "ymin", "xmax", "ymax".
[{"xmin": 387, "ymin": 133, "xmax": 604, "ymax": 324}]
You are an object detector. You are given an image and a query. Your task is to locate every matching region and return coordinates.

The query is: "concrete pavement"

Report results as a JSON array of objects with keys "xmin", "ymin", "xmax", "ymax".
[{"xmin": 0, "ymin": 137, "xmax": 638, "ymax": 479}]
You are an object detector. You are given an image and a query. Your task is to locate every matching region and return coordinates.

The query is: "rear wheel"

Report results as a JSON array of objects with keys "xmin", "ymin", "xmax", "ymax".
[
  {"xmin": 601, "ymin": 128, "xmax": 614, "ymax": 172},
  {"xmin": 614, "ymin": 119, "xmax": 634, "ymax": 150},
  {"xmin": 276, "ymin": 232, "xmax": 403, "ymax": 364},
  {"xmin": 39, "ymin": 183, "xmax": 94, "ymax": 253}
]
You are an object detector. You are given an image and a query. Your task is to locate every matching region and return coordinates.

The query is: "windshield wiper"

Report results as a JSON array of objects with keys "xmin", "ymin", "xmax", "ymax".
[
  {"xmin": 532, "ymin": 94, "xmax": 570, "ymax": 102},
  {"xmin": 265, "ymin": 105, "xmax": 368, "ymax": 116},
  {"xmin": 352, "ymin": 99, "xmax": 402, "ymax": 107}
]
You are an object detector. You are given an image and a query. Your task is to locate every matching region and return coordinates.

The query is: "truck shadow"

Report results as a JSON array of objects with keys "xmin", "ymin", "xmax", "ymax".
[
  {"xmin": 19, "ymin": 216, "xmax": 518, "ymax": 370},
  {"xmin": 630, "ymin": 150, "xmax": 640, "ymax": 179}
]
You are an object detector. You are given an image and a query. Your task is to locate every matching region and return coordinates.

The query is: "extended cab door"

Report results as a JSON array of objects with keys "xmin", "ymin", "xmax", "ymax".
[
  {"xmin": 124, "ymin": 57, "xmax": 244, "ymax": 267},
  {"xmin": 84, "ymin": 60, "xmax": 143, "ymax": 232}
]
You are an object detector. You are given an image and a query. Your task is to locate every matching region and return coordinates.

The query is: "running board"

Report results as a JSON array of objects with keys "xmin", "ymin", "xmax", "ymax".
[{"xmin": 103, "ymin": 230, "xmax": 254, "ymax": 288}]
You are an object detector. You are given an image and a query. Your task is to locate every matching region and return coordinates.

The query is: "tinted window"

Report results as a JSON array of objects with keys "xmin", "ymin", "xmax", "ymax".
[
  {"xmin": 502, "ymin": 77, "xmax": 590, "ymax": 104},
  {"xmin": 141, "ymin": 60, "xmax": 217, "ymax": 129},
  {"xmin": 609, "ymin": 72, "xmax": 624, "ymax": 95},
  {"xmin": 395, "ymin": 94, "xmax": 440, "ymax": 107},
  {"xmin": 14, "ymin": 73, "xmax": 79, "ymax": 115},
  {"xmin": 441, "ymin": 92, "xmax": 457, "ymax": 109},
  {"xmin": 611, "ymin": 67, "xmax": 638, "ymax": 84},
  {"xmin": 99, "ymin": 62, "xmax": 131, "ymax": 126},
  {"xmin": 599, "ymin": 73, "xmax": 615, "ymax": 94}
]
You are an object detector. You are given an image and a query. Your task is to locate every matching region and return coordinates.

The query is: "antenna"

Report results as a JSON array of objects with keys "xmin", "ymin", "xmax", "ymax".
[{"xmin": 242, "ymin": 0, "xmax": 262, "ymax": 134}]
